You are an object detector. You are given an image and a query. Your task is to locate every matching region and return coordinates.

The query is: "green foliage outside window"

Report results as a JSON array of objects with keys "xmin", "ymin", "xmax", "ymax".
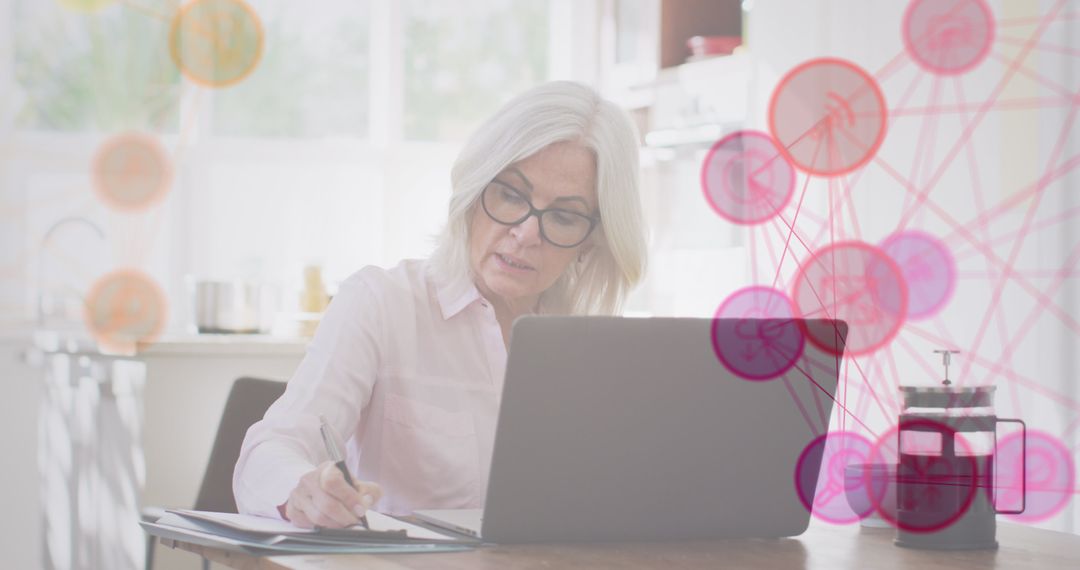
[
  {"xmin": 404, "ymin": 0, "xmax": 549, "ymax": 141},
  {"xmin": 14, "ymin": 1, "xmax": 182, "ymax": 132}
]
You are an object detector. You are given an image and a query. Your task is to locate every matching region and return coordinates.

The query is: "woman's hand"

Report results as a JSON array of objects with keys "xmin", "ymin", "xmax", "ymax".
[{"xmin": 283, "ymin": 461, "xmax": 383, "ymax": 528}]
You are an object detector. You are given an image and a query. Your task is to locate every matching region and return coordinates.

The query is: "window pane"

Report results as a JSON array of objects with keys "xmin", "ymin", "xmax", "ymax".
[
  {"xmin": 211, "ymin": 0, "xmax": 370, "ymax": 138},
  {"xmin": 13, "ymin": 0, "xmax": 182, "ymax": 132},
  {"xmin": 403, "ymin": 0, "xmax": 549, "ymax": 141}
]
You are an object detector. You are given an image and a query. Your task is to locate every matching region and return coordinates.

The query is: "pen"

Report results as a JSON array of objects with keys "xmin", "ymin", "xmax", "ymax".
[{"xmin": 318, "ymin": 415, "xmax": 369, "ymax": 528}]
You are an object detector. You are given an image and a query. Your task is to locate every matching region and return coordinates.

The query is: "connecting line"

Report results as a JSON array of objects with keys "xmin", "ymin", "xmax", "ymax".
[
  {"xmin": 780, "ymin": 374, "xmax": 823, "ymax": 440},
  {"xmin": 760, "ymin": 218, "xmax": 786, "ymax": 284},
  {"xmin": 910, "ymin": 77, "xmax": 946, "ymax": 229},
  {"xmin": 939, "ymin": 151, "xmax": 1080, "ymax": 248},
  {"xmin": 827, "ymin": 174, "xmax": 839, "ymax": 432},
  {"xmin": 904, "ymin": 325, "xmax": 1080, "ymax": 414},
  {"xmin": 996, "ymin": 10, "xmax": 1080, "ymax": 27},
  {"xmin": 873, "ymin": 155, "xmax": 1080, "ymax": 341},
  {"xmin": 996, "ymin": 34, "xmax": 1080, "ymax": 59},
  {"xmin": 888, "ymin": 96, "xmax": 1074, "ymax": 117},
  {"xmin": 765, "ymin": 234, "xmax": 900, "ymax": 424},
  {"xmin": 882, "ymin": 345, "xmax": 906, "ymax": 408},
  {"xmin": 749, "ymin": 224, "xmax": 759, "ymax": 284},
  {"xmin": 950, "ymin": 205, "xmax": 1080, "ymax": 260},
  {"xmin": 892, "ymin": 334, "xmax": 953, "ymax": 387},
  {"xmin": 840, "ymin": 346, "xmax": 898, "ymax": 422},
  {"xmin": 790, "ymin": 360, "xmax": 877, "ymax": 440},
  {"xmin": 967, "ymin": 242, "xmax": 1080, "ymax": 393},
  {"xmin": 946, "ymin": 73, "xmax": 1020, "ymax": 394},
  {"xmin": 882, "ymin": 68, "xmax": 928, "ymax": 120},
  {"xmin": 119, "ymin": 0, "xmax": 174, "ymax": 22},
  {"xmin": 769, "ymin": 136, "xmax": 825, "ymax": 292},
  {"xmin": 840, "ymin": 175, "xmax": 862, "ymax": 242},
  {"xmin": 956, "ymin": 97, "xmax": 1080, "ymax": 383},
  {"xmin": 989, "ymin": 51, "xmax": 1076, "ymax": 99},
  {"xmin": 798, "ymin": 351, "xmax": 840, "ymax": 428},
  {"xmin": 892, "ymin": 0, "xmax": 1067, "ymax": 232},
  {"xmin": 803, "ymin": 164, "xmax": 869, "ymax": 249}
]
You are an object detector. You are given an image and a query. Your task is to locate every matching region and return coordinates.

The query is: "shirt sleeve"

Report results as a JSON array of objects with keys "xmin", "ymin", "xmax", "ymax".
[{"xmin": 233, "ymin": 270, "xmax": 383, "ymax": 519}]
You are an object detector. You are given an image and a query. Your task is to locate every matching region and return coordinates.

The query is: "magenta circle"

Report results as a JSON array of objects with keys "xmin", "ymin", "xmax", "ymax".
[
  {"xmin": 701, "ymin": 130, "xmax": 795, "ymax": 225},
  {"xmin": 768, "ymin": 57, "xmax": 887, "ymax": 177},
  {"xmin": 794, "ymin": 431, "xmax": 875, "ymax": 524},
  {"xmin": 866, "ymin": 419, "xmax": 978, "ymax": 533},
  {"xmin": 712, "ymin": 286, "xmax": 805, "ymax": 381},
  {"xmin": 878, "ymin": 230, "xmax": 956, "ymax": 320},
  {"xmin": 993, "ymin": 429, "xmax": 1076, "ymax": 523},
  {"xmin": 903, "ymin": 0, "xmax": 994, "ymax": 75},
  {"xmin": 791, "ymin": 241, "xmax": 909, "ymax": 357}
]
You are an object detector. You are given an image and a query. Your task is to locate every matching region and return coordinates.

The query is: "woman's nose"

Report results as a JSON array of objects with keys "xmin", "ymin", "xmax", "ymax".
[{"xmin": 509, "ymin": 214, "xmax": 542, "ymax": 246}]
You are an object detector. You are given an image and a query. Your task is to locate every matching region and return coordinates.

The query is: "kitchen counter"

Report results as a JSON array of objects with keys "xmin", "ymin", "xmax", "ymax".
[
  {"xmin": 139, "ymin": 332, "xmax": 309, "ymax": 357},
  {"xmin": 28, "ymin": 327, "xmax": 309, "ymax": 358}
]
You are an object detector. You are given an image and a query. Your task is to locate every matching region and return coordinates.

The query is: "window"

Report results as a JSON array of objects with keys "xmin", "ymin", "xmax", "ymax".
[
  {"xmin": 13, "ymin": 0, "xmax": 182, "ymax": 132},
  {"xmin": 402, "ymin": 0, "xmax": 549, "ymax": 141},
  {"xmin": 211, "ymin": 0, "xmax": 371, "ymax": 138}
]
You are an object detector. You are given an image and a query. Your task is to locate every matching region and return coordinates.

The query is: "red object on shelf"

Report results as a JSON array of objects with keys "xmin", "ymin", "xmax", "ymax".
[{"xmin": 687, "ymin": 35, "xmax": 742, "ymax": 57}]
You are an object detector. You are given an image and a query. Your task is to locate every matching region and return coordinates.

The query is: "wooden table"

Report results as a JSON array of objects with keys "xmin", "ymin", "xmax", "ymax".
[{"xmin": 161, "ymin": 521, "xmax": 1080, "ymax": 570}]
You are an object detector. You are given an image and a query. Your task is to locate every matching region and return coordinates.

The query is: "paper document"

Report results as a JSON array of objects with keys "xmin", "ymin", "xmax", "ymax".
[
  {"xmin": 167, "ymin": 509, "xmax": 466, "ymax": 542},
  {"xmin": 142, "ymin": 511, "xmax": 475, "ymax": 556}
]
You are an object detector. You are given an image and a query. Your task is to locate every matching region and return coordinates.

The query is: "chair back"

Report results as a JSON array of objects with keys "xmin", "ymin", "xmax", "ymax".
[{"xmin": 193, "ymin": 376, "xmax": 286, "ymax": 513}]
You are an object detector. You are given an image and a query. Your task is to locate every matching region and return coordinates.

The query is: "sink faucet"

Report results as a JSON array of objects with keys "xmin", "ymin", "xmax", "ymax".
[{"xmin": 36, "ymin": 216, "xmax": 107, "ymax": 326}]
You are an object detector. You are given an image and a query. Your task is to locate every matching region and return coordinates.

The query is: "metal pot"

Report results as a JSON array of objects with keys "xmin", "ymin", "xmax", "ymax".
[{"xmin": 190, "ymin": 280, "xmax": 276, "ymax": 334}]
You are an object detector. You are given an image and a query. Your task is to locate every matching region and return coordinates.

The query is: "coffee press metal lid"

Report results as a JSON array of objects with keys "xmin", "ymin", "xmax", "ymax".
[
  {"xmin": 900, "ymin": 350, "xmax": 996, "ymax": 408},
  {"xmin": 901, "ymin": 385, "xmax": 995, "ymax": 408}
]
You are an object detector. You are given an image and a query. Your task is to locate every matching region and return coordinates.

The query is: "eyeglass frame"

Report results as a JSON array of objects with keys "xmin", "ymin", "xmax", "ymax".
[{"xmin": 480, "ymin": 178, "xmax": 600, "ymax": 248}]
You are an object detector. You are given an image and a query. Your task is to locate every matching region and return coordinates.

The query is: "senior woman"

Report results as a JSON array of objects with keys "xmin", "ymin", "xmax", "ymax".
[{"xmin": 233, "ymin": 81, "xmax": 647, "ymax": 528}]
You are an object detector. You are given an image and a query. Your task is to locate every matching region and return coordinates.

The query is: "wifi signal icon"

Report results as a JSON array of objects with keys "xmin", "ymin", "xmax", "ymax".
[{"xmin": 825, "ymin": 91, "xmax": 856, "ymax": 129}]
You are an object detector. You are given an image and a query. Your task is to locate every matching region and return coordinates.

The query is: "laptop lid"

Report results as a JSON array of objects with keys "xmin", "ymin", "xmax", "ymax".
[{"xmin": 481, "ymin": 316, "xmax": 846, "ymax": 543}]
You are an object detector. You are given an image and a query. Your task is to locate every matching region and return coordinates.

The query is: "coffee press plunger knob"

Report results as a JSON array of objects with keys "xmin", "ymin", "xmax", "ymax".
[{"xmin": 933, "ymin": 349, "xmax": 960, "ymax": 386}]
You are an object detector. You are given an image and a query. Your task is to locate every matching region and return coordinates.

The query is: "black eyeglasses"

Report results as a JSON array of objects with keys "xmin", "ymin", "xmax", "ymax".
[{"xmin": 480, "ymin": 179, "xmax": 599, "ymax": 248}]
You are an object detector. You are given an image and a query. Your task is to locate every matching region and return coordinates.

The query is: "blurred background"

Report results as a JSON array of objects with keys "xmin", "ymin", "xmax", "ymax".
[{"xmin": 0, "ymin": 1, "xmax": 1077, "ymax": 569}]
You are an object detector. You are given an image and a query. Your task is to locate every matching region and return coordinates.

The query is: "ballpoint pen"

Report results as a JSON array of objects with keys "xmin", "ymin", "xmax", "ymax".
[{"xmin": 319, "ymin": 415, "xmax": 370, "ymax": 528}]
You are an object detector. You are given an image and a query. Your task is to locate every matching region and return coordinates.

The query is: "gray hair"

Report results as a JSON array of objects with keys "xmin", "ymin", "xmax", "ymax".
[{"xmin": 430, "ymin": 81, "xmax": 647, "ymax": 315}]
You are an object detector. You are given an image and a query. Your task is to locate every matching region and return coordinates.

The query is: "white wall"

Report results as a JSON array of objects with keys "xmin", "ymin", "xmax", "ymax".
[{"xmin": 0, "ymin": 336, "xmax": 41, "ymax": 569}]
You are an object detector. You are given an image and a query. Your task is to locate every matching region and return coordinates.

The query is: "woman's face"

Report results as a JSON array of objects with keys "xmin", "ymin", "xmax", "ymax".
[{"xmin": 468, "ymin": 141, "xmax": 598, "ymax": 310}]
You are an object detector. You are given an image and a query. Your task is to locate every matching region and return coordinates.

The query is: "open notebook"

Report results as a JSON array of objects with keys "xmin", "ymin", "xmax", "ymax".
[{"xmin": 141, "ymin": 509, "xmax": 477, "ymax": 555}]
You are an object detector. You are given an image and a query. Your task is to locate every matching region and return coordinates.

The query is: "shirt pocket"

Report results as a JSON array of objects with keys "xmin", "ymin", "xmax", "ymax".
[{"xmin": 382, "ymin": 392, "xmax": 479, "ymax": 507}]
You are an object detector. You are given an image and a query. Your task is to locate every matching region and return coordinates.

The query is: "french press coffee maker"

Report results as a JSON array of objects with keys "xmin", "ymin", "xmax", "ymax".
[{"xmin": 894, "ymin": 350, "xmax": 1026, "ymax": 550}]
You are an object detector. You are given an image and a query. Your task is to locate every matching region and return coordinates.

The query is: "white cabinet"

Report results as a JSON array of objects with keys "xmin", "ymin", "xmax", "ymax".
[
  {"xmin": 0, "ymin": 330, "xmax": 43, "ymax": 570},
  {"xmin": 32, "ymin": 333, "xmax": 306, "ymax": 570},
  {"xmin": 39, "ymin": 351, "xmax": 145, "ymax": 570}
]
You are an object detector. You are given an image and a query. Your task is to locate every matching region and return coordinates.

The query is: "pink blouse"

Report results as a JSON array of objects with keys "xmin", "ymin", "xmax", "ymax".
[{"xmin": 233, "ymin": 259, "xmax": 508, "ymax": 517}]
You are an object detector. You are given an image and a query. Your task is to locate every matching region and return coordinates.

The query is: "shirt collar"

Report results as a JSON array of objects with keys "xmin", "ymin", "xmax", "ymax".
[{"xmin": 429, "ymin": 264, "xmax": 483, "ymax": 320}]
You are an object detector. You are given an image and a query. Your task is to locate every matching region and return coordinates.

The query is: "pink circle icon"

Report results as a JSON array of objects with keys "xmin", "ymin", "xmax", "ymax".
[
  {"xmin": 867, "ymin": 419, "xmax": 978, "ymax": 533},
  {"xmin": 791, "ymin": 241, "xmax": 908, "ymax": 356},
  {"xmin": 768, "ymin": 58, "xmax": 887, "ymax": 177},
  {"xmin": 993, "ymin": 430, "xmax": 1076, "ymax": 523},
  {"xmin": 903, "ymin": 0, "xmax": 994, "ymax": 76},
  {"xmin": 712, "ymin": 286, "xmax": 805, "ymax": 381},
  {"xmin": 701, "ymin": 130, "xmax": 796, "ymax": 225},
  {"xmin": 794, "ymin": 431, "xmax": 875, "ymax": 524},
  {"xmin": 878, "ymin": 231, "xmax": 956, "ymax": 320}
]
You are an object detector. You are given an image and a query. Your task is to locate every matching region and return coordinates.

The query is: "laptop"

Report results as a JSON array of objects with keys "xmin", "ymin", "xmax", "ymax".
[{"xmin": 414, "ymin": 316, "xmax": 846, "ymax": 543}]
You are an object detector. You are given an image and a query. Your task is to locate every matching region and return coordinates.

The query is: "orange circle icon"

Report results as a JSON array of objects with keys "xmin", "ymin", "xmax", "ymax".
[
  {"xmin": 92, "ymin": 132, "xmax": 173, "ymax": 212},
  {"xmin": 169, "ymin": 0, "xmax": 264, "ymax": 88},
  {"xmin": 84, "ymin": 269, "xmax": 168, "ymax": 353}
]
